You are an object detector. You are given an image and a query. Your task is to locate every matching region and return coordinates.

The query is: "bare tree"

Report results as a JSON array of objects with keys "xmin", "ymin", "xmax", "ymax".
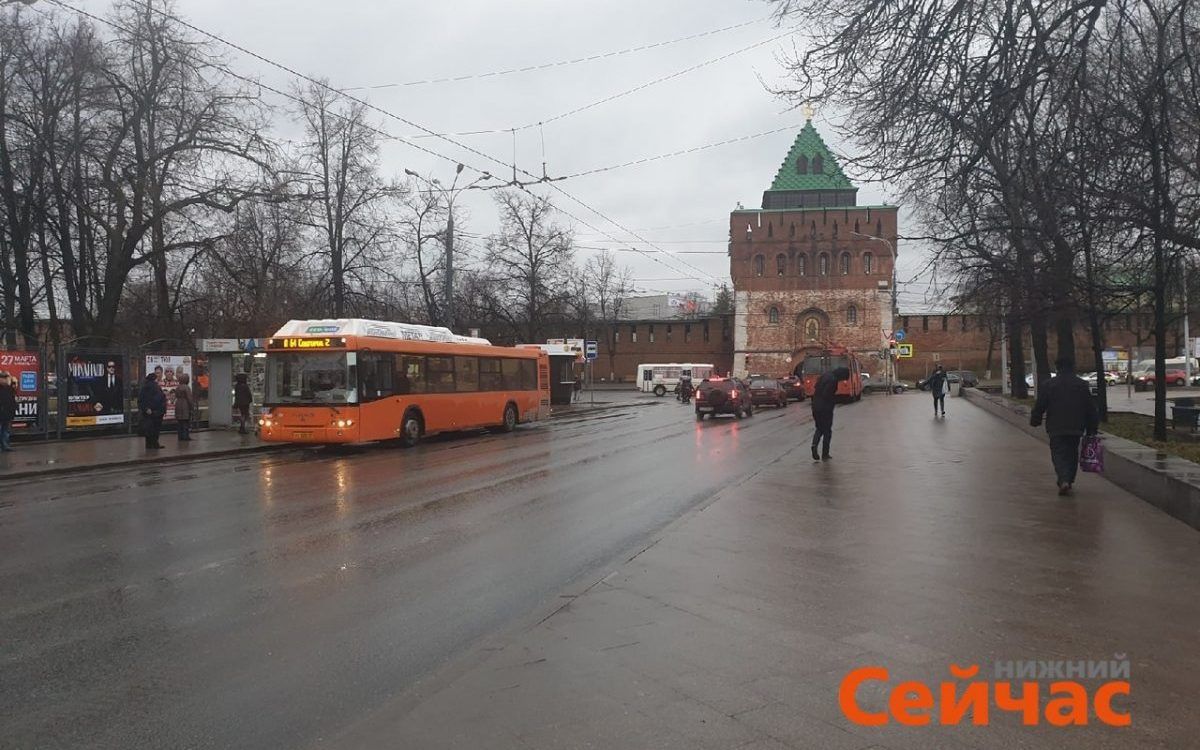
[
  {"xmin": 292, "ymin": 79, "xmax": 399, "ymax": 318},
  {"xmin": 484, "ymin": 191, "xmax": 574, "ymax": 343}
]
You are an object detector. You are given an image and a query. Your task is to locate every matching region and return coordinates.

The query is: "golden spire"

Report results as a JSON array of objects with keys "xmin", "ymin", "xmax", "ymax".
[{"xmin": 803, "ymin": 102, "xmax": 815, "ymax": 121}]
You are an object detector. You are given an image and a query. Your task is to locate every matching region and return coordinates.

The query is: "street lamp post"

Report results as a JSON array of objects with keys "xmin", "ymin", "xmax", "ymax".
[
  {"xmin": 405, "ymin": 164, "xmax": 484, "ymax": 331},
  {"xmin": 851, "ymin": 231, "xmax": 898, "ymax": 391}
]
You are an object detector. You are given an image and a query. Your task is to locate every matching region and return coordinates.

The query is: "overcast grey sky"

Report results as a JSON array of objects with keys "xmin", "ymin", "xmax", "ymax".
[{"xmin": 80, "ymin": 0, "xmax": 937, "ymax": 308}]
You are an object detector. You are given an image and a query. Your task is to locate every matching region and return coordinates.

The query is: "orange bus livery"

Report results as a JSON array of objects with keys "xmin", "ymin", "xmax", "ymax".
[
  {"xmin": 795, "ymin": 345, "xmax": 864, "ymax": 402},
  {"xmin": 258, "ymin": 319, "xmax": 550, "ymax": 446}
]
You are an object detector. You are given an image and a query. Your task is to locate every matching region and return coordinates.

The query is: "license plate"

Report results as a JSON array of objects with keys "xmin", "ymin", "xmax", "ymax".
[{"xmin": 293, "ymin": 431, "xmax": 313, "ymax": 439}]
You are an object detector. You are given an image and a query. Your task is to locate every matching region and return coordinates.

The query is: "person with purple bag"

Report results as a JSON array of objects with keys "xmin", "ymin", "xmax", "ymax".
[{"xmin": 1030, "ymin": 356, "xmax": 1100, "ymax": 496}]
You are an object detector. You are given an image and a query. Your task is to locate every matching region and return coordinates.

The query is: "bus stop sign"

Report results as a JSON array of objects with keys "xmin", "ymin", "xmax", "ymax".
[
  {"xmin": 897, "ymin": 343, "xmax": 914, "ymax": 358},
  {"xmin": 585, "ymin": 340, "xmax": 598, "ymax": 361}
]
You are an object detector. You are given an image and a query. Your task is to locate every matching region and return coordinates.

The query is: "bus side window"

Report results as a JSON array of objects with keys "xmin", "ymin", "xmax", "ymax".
[
  {"xmin": 397, "ymin": 356, "xmax": 425, "ymax": 394},
  {"xmin": 518, "ymin": 359, "xmax": 536, "ymax": 390},
  {"xmin": 427, "ymin": 356, "xmax": 456, "ymax": 393},
  {"xmin": 359, "ymin": 353, "xmax": 395, "ymax": 401},
  {"xmin": 479, "ymin": 358, "xmax": 503, "ymax": 391},
  {"xmin": 501, "ymin": 358, "xmax": 521, "ymax": 390},
  {"xmin": 455, "ymin": 356, "xmax": 479, "ymax": 392}
]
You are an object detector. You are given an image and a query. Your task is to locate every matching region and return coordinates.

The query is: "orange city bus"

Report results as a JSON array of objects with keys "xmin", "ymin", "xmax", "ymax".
[
  {"xmin": 796, "ymin": 344, "xmax": 864, "ymax": 402},
  {"xmin": 258, "ymin": 319, "xmax": 550, "ymax": 446}
]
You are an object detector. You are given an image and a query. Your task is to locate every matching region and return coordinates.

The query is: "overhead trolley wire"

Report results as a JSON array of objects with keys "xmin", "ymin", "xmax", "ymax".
[
  {"xmin": 343, "ymin": 16, "xmax": 768, "ymax": 90},
  {"xmin": 57, "ymin": 0, "xmax": 725, "ymax": 288},
  {"xmin": 414, "ymin": 29, "xmax": 798, "ymax": 137}
]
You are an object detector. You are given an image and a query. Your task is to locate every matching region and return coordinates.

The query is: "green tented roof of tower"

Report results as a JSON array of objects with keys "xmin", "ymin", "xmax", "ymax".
[{"xmin": 767, "ymin": 120, "xmax": 856, "ymax": 192}]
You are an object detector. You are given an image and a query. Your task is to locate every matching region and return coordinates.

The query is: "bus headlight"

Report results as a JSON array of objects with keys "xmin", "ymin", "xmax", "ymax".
[{"xmin": 334, "ymin": 419, "xmax": 354, "ymax": 428}]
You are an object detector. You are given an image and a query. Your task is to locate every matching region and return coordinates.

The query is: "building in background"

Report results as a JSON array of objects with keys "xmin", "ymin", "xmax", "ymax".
[
  {"xmin": 618, "ymin": 293, "xmax": 711, "ymax": 320},
  {"xmin": 728, "ymin": 116, "xmax": 899, "ymax": 377}
]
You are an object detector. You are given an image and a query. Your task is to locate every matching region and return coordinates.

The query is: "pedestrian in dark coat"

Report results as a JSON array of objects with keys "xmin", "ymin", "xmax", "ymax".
[
  {"xmin": 234, "ymin": 373, "xmax": 253, "ymax": 435},
  {"xmin": 927, "ymin": 364, "xmax": 948, "ymax": 417},
  {"xmin": 1030, "ymin": 356, "xmax": 1100, "ymax": 495},
  {"xmin": 174, "ymin": 373, "xmax": 193, "ymax": 442},
  {"xmin": 138, "ymin": 373, "xmax": 167, "ymax": 449},
  {"xmin": 0, "ymin": 372, "xmax": 17, "ymax": 452},
  {"xmin": 810, "ymin": 366, "xmax": 850, "ymax": 461}
]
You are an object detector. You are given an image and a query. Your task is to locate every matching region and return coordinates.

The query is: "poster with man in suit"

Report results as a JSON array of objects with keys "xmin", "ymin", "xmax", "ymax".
[{"xmin": 66, "ymin": 354, "xmax": 125, "ymax": 427}]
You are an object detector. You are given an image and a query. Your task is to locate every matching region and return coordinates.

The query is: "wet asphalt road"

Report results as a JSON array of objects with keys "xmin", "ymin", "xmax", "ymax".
[{"xmin": 1, "ymin": 393, "xmax": 820, "ymax": 749}]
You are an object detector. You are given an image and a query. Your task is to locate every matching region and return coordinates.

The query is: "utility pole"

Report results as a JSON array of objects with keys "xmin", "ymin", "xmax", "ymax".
[
  {"xmin": 444, "ymin": 207, "xmax": 455, "ymax": 330},
  {"xmin": 1183, "ymin": 256, "xmax": 1192, "ymax": 385}
]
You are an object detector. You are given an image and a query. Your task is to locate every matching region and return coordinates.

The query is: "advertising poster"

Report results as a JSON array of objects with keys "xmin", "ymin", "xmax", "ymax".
[
  {"xmin": 145, "ymin": 354, "xmax": 193, "ymax": 422},
  {"xmin": 65, "ymin": 353, "xmax": 126, "ymax": 428},
  {"xmin": 0, "ymin": 350, "xmax": 41, "ymax": 429}
]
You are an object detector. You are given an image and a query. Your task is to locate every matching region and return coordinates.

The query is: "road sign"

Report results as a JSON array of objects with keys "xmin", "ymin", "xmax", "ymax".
[
  {"xmin": 894, "ymin": 329, "xmax": 906, "ymax": 342},
  {"xmin": 584, "ymin": 340, "xmax": 598, "ymax": 361},
  {"xmin": 897, "ymin": 343, "xmax": 914, "ymax": 358}
]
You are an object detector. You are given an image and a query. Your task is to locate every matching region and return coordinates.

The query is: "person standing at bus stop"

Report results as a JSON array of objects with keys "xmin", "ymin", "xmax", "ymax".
[
  {"xmin": 811, "ymin": 366, "xmax": 850, "ymax": 461},
  {"xmin": 928, "ymin": 364, "xmax": 948, "ymax": 417},
  {"xmin": 234, "ymin": 373, "xmax": 253, "ymax": 435},
  {"xmin": 0, "ymin": 372, "xmax": 17, "ymax": 452},
  {"xmin": 174, "ymin": 373, "xmax": 193, "ymax": 442},
  {"xmin": 138, "ymin": 373, "xmax": 166, "ymax": 450}
]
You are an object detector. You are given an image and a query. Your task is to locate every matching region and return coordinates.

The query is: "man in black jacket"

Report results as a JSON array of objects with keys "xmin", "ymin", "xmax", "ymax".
[
  {"xmin": 1030, "ymin": 356, "xmax": 1100, "ymax": 495},
  {"xmin": 811, "ymin": 366, "xmax": 850, "ymax": 461},
  {"xmin": 927, "ymin": 364, "xmax": 948, "ymax": 417},
  {"xmin": 138, "ymin": 374, "xmax": 167, "ymax": 450}
]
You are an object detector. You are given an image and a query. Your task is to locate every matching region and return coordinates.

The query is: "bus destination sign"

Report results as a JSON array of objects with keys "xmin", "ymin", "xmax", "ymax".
[{"xmin": 270, "ymin": 337, "xmax": 347, "ymax": 350}]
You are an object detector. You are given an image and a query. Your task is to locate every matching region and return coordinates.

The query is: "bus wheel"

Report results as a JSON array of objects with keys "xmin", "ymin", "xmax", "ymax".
[
  {"xmin": 501, "ymin": 403, "xmax": 518, "ymax": 432},
  {"xmin": 654, "ymin": 384, "xmax": 666, "ymax": 397},
  {"xmin": 400, "ymin": 411, "xmax": 423, "ymax": 448}
]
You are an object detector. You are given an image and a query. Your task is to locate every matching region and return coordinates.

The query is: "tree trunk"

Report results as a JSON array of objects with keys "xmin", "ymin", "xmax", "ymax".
[{"xmin": 1008, "ymin": 313, "xmax": 1029, "ymax": 398}]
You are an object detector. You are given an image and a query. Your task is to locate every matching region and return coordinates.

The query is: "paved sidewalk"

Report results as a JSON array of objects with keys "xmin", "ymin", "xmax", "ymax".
[
  {"xmin": 327, "ymin": 392, "xmax": 1200, "ymax": 750},
  {"xmin": 0, "ymin": 429, "xmax": 274, "ymax": 480}
]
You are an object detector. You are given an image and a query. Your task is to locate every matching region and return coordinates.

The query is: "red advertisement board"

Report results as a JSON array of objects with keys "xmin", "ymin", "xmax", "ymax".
[{"xmin": 0, "ymin": 350, "xmax": 41, "ymax": 429}]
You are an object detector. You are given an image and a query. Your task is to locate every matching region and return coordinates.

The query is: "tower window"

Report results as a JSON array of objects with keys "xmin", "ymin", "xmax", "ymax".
[
  {"xmin": 863, "ymin": 252, "xmax": 874, "ymax": 274},
  {"xmin": 840, "ymin": 253, "xmax": 851, "ymax": 275},
  {"xmin": 812, "ymin": 154, "xmax": 824, "ymax": 173},
  {"xmin": 768, "ymin": 307, "xmax": 780, "ymax": 325},
  {"xmin": 819, "ymin": 253, "xmax": 830, "ymax": 276},
  {"xmin": 776, "ymin": 254, "xmax": 787, "ymax": 276},
  {"xmin": 847, "ymin": 305, "xmax": 858, "ymax": 325},
  {"xmin": 753, "ymin": 255, "xmax": 765, "ymax": 277},
  {"xmin": 789, "ymin": 223, "xmax": 796, "ymax": 238},
  {"xmin": 796, "ymin": 155, "xmax": 809, "ymax": 174},
  {"xmin": 796, "ymin": 254, "xmax": 806, "ymax": 276}
]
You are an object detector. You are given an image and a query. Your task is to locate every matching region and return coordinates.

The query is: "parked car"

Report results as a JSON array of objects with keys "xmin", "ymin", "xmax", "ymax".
[
  {"xmin": 948, "ymin": 370, "xmax": 978, "ymax": 388},
  {"xmin": 779, "ymin": 375, "xmax": 806, "ymax": 402},
  {"xmin": 695, "ymin": 377, "xmax": 754, "ymax": 420},
  {"xmin": 864, "ymin": 378, "xmax": 909, "ymax": 394},
  {"xmin": 918, "ymin": 371, "xmax": 975, "ymax": 390},
  {"xmin": 1081, "ymin": 371, "xmax": 1119, "ymax": 387},
  {"xmin": 747, "ymin": 376, "xmax": 788, "ymax": 409}
]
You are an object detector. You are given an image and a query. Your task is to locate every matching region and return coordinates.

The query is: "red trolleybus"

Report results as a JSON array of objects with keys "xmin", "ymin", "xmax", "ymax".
[
  {"xmin": 258, "ymin": 319, "xmax": 550, "ymax": 446},
  {"xmin": 795, "ymin": 345, "xmax": 864, "ymax": 402}
]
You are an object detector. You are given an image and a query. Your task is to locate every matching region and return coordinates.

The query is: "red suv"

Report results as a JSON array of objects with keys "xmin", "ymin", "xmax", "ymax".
[
  {"xmin": 695, "ymin": 377, "xmax": 754, "ymax": 420},
  {"xmin": 748, "ymin": 376, "xmax": 788, "ymax": 408}
]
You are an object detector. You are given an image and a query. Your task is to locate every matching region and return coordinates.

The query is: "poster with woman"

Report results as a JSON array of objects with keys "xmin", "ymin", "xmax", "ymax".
[
  {"xmin": 144, "ymin": 355, "xmax": 193, "ymax": 422},
  {"xmin": 0, "ymin": 351, "xmax": 40, "ymax": 429}
]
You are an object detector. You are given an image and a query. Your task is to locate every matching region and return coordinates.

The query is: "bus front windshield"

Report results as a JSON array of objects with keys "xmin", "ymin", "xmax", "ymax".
[{"xmin": 267, "ymin": 352, "xmax": 355, "ymax": 404}]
